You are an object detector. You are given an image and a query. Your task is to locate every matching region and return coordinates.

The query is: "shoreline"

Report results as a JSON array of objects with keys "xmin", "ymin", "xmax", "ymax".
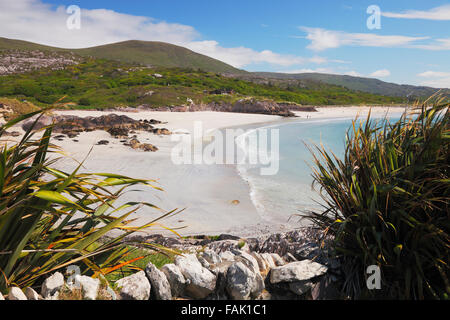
[{"xmin": 2, "ymin": 106, "xmax": 409, "ymax": 238}]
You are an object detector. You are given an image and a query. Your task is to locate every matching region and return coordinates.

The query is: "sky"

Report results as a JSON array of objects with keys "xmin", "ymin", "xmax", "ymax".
[{"xmin": 0, "ymin": 0, "xmax": 449, "ymax": 88}]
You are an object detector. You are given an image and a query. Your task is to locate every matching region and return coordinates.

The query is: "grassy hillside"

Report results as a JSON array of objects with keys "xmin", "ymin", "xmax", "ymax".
[
  {"xmin": 76, "ymin": 40, "xmax": 246, "ymax": 74},
  {"xmin": 0, "ymin": 37, "xmax": 245, "ymax": 74},
  {"xmin": 253, "ymin": 72, "xmax": 446, "ymax": 99},
  {"xmin": 0, "ymin": 58, "xmax": 404, "ymax": 109}
]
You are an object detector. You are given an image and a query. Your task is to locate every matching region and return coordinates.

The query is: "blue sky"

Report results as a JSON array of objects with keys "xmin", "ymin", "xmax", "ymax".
[{"xmin": 1, "ymin": 0, "xmax": 449, "ymax": 87}]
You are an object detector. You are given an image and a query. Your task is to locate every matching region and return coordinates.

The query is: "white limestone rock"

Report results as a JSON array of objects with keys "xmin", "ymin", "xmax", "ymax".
[
  {"xmin": 8, "ymin": 287, "xmax": 27, "ymax": 300},
  {"xmin": 41, "ymin": 272, "xmax": 64, "ymax": 299},
  {"xmin": 145, "ymin": 262, "xmax": 172, "ymax": 300},
  {"xmin": 161, "ymin": 263, "xmax": 186, "ymax": 297},
  {"xmin": 270, "ymin": 260, "xmax": 328, "ymax": 284},
  {"xmin": 115, "ymin": 271, "xmax": 151, "ymax": 300},
  {"xmin": 175, "ymin": 254, "xmax": 217, "ymax": 299}
]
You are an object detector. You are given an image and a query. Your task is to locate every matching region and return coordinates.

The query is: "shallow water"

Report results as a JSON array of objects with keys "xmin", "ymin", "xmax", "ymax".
[{"xmin": 236, "ymin": 114, "xmax": 403, "ymax": 226}]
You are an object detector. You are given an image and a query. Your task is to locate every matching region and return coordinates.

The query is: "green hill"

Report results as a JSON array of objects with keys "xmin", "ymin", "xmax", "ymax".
[
  {"xmin": 0, "ymin": 37, "xmax": 245, "ymax": 74},
  {"xmin": 253, "ymin": 72, "xmax": 448, "ymax": 99}
]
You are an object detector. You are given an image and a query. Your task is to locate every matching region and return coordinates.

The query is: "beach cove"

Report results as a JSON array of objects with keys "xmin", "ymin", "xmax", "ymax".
[{"xmin": 4, "ymin": 106, "xmax": 407, "ymax": 238}]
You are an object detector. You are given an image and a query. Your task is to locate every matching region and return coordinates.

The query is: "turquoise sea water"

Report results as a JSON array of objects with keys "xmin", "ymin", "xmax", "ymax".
[{"xmin": 236, "ymin": 114, "xmax": 403, "ymax": 226}]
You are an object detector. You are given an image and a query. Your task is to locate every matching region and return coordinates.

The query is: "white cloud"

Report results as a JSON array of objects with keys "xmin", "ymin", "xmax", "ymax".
[
  {"xmin": 0, "ymin": 0, "xmax": 321, "ymax": 70},
  {"xmin": 278, "ymin": 67, "xmax": 334, "ymax": 74},
  {"xmin": 382, "ymin": 5, "xmax": 450, "ymax": 21},
  {"xmin": 0, "ymin": 1, "xmax": 199, "ymax": 48},
  {"xmin": 411, "ymin": 38, "xmax": 450, "ymax": 51},
  {"xmin": 419, "ymin": 78, "xmax": 450, "ymax": 88},
  {"xmin": 417, "ymin": 70, "xmax": 450, "ymax": 88},
  {"xmin": 343, "ymin": 70, "xmax": 362, "ymax": 77},
  {"xmin": 278, "ymin": 68, "xmax": 393, "ymax": 80},
  {"xmin": 370, "ymin": 69, "xmax": 391, "ymax": 78},
  {"xmin": 186, "ymin": 41, "xmax": 312, "ymax": 68},
  {"xmin": 418, "ymin": 71, "xmax": 450, "ymax": 78},
  {"xmin": 300, "ymin": 27, "xmax": 429, "ymax": 51}
]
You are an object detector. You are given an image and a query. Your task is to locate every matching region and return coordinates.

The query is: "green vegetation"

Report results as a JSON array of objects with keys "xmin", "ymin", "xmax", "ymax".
[
  {"xmin": 0, "ymin": 97, "xmax": 40, "ymax": 120},
  {"xmin": 253, "ymin": 72, "xmax": 448, "ymax": 99},
  {"xmin": 0, "ymin": 37, "xmax": 244, "ymax": 74},
  {"xmin": 0, "ymin": 57, "xmax": 404, "ymax": 110},
  {"xmin": 0, "ymin": 109, "xmax": 179, "ymax": 293},
  {"xmin": 307, "ymin": 100, "xmax": 449, "ymax": 299}
]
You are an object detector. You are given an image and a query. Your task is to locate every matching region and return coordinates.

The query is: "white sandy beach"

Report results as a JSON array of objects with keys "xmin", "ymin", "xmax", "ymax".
[{"xmin": 2, "ymin": 106, "xmax": 408, "ymax": 237}]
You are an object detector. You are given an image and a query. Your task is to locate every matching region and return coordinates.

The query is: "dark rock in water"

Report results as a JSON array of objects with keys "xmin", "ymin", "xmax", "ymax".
[
  {"xmin": 97, "ymin": 140, "xmax": 109, "ymax": 145},
  {"xmin": 73, "ymin": 139, "xmax": 79, "ymax": 142},
  {"xmin": 54, "ymin": 134, "xmax": 66, "ymax": 139}
]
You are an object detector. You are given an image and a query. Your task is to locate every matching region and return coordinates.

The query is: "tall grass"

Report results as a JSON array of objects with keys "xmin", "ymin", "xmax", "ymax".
[
  {"xmin": 307, "ymin": 101, "xmax": 449, "ymax": 299},
  {"xmin": 0, "ymin": 109, "xmax": 180, "ymax": 292}
]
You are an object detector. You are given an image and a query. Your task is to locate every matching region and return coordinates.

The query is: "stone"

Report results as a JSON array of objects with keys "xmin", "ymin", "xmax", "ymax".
[
  {"xmin": 145, "ymin": 262, "xmax": 172, "ymax": 300},
  {"xmin": 283, "ymin": 253, "xmax": 298, "ymax": 263},
  {"xmin": 77, "ymin": 275, "xmax": 100, "ymax": 300},
  {"xmin": 161, "ymin": 263, "xmax": 186, "ymax": 297},
  {"xmin": 41, "ymin": 272, "xmax": 64, "ymax": 299},
  {"xmin": 270, "ymin": 260, "xmax": 328, "ymax": 284},
  {"xmin": 107, "ymin": 127, "xmax": 129, "ymax": 138},
  {"xmin": 115, "ymin": 271, "xmax": 151, "ymax": 300},
  {"xmin": 226, "ymin": 262, "xmax": 264, "ymax": 300},
  {"xmin": 175, "ymin": 254, "xmax": 217, "ymax": 299},
  {"xmin": 140, "ymin": 143, "xmax": 158, "ymax": 152},
  {"xmin": 200, "ymin": 250, "xmax": 222, "ymax": 265},
  {"xmin": 251, "ymin": 252, "xmax": 269, "ymax": 272},
  {"xmin": 233, "ymin": 250, "xmax": 260, "ymax": 273},
  {"xmin": 289, "ymin": 281, "xmax": 314, "ymax": 296},
  {"xmin": 260, "ymin": 253, "xmax": 276, "ymax": 269},
  {"xmin": 295, "ymin": 243, "xmax": 320, "ymax": 260},
  {"xmin": 270, "ymin": 253, "xmax": 286, "ymax": 266},
  {"xmin": 8, "ymin": 287, "xmax": 27, "ymax": 300},
  {"xmin": 24, "ymin": 287, "xmax": 40, "ymax": 300},
  {"xmin": 207, "ymin": 240, "xmax": 242, "ymax": 253},
  {"xmin": 198, "ymin": 256, "xmax": 210, "ymax": 269},
  {"xmin": 219, "ymin": 251, "xmax": 235, "ymax": 262},
  {"xmin": 0, "ymin": 292, "xmax": 4, "ymax": 300}
]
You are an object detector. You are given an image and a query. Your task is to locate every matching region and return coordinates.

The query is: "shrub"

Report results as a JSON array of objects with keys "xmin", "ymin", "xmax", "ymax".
[
  {"xmin": 0, "ymin": 109, "xmax": 180, "ymax": 293},
  {"xmin": 307, "ymin": 101, "xmax": 449, "ymax": 299},
  {"xmin": 78, "ymin": 97, "xmax": 91, "ymax": 106}
]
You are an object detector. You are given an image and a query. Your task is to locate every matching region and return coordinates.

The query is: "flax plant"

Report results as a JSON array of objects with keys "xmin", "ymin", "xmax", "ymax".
[
  {"xmin": 0, "ymin": 109, "xmax": 180, "ymax": 292},
  {"xmin": 306, "ymin": 100, "xmax": 449, "ymax": 299}
]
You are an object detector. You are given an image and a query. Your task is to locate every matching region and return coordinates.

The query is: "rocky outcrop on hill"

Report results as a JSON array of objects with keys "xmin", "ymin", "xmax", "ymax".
[{"xmin": 0, "ymin": 50, "xmax": 81, "ymax": 75}]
